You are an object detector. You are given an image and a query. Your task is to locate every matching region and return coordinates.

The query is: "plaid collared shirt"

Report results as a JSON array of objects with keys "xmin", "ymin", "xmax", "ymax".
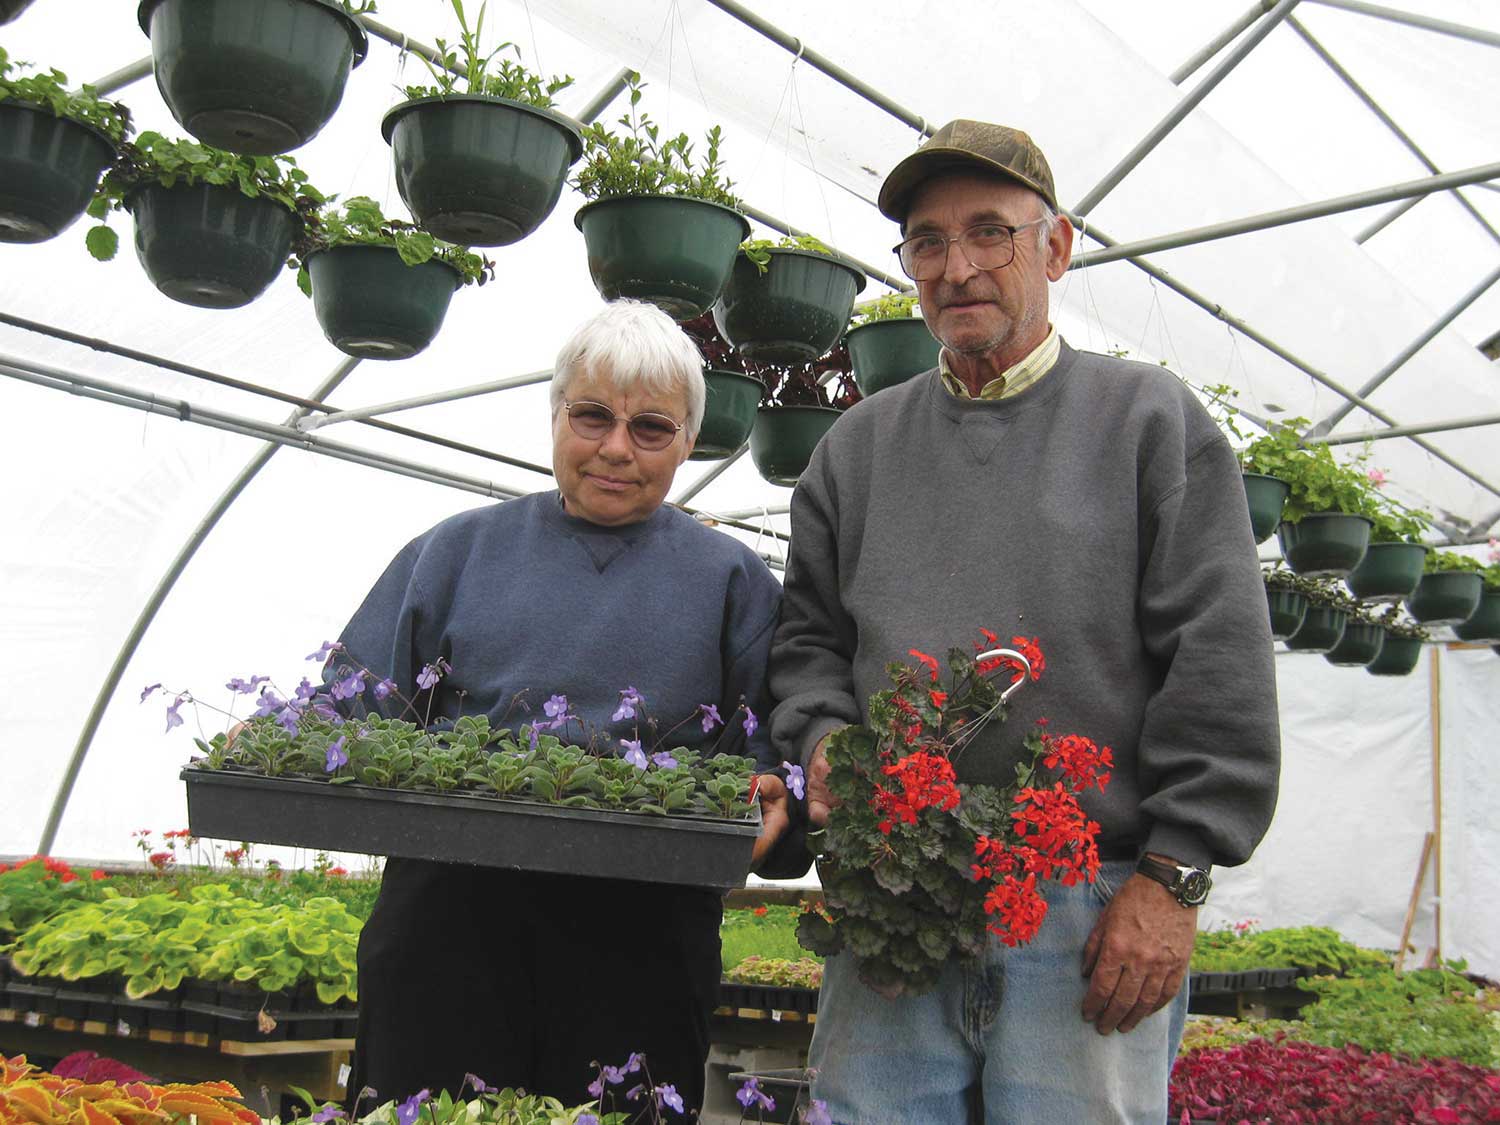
[{"xmin": 938, "ymin": 326, "xmax": 1060, "ymax": 400}]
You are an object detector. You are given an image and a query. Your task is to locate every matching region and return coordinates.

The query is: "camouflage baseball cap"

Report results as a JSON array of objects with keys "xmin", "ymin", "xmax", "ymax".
[{"xmin": 877, "ymin": 120, "xmax": 1058, "ymax": 222}]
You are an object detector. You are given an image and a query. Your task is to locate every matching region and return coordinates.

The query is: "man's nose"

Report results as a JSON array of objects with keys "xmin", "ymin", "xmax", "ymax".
[{"xmin": 940, "ymin": 237, "xmax": 980, "ymax": 285}]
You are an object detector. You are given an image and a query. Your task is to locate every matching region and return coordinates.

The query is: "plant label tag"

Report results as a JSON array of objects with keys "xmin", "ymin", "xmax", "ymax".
[
  {"xmin": 117, "ymin": 1020, "xmax": 132, "ymax": 1037},
  {"xmin": 771, "ymin": 1009, "xmax": 782, "ymax": 1022},
  {"xmin": 338, "ymin": 1065, "xmax": 351, "ymax": 1088},
  {"xmin": 23, "ymin": 1012, "xmax": 41, "ymax": 1027},
  {"xmin": 748, "ymin": 775, "xmax": 762, "ymax": 803}
]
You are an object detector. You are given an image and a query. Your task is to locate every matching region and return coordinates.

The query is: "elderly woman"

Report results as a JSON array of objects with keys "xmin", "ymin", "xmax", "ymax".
[{"xmin": 336, "ymin": 300, "xmax": 791, "ymax": 1114}]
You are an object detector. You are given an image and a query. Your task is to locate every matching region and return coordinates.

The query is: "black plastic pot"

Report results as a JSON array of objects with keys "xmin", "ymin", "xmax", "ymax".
[
  {"xmin": 749, "ymin": 405, "xmax": 840, "ymax": 487},
  {"xmin": 1406, "ymin": 570, "xmax": 1483, "ymax": 627},
  {"xmin": 182, "ymin": 767, "xmax": 761, "ymax": 891},
  {"xmin": 845, "ymin": 318, "xmax": 939, "ymax": 397},
  {"xmin": 0, "ymin": 103, "xmax": 116, "ymax": 244},
  {"xmin": 306, "ymin": 244, "xmax": 462, "ymax": 360},
  {"xmin": 382, "ymin": 95, "xmax": 582, "ymax": 246},
  {"xmin": 6, "ymin": 975, "xmax": 57, "ymax": 1016},
  {"xmin": 0, "ymin": 0, "xmax": 37, "ymax": 23},
  {"xmin": 1367, "ymin": 634, "xmax": 1423, "ymax": 677},
  {"xmin": 691, "ymin": 369, "xmax": 764, "ymax": 460},
  {"xmin": 1265, "ymin": 587, "xmax": 1308, "ymax": 641},
  {"xmin": 1454, "ymin": 590, "xmax": 1500, "ymax": 642},
  {"xmin": 1284, "ymin": 605, "xmax": 1347, "ymax": 653},
  {"xmin": 1276, "ymin": 513, "xmax": 1372, "ymax": 578},
  {"xmin": 116, "ymin": 982, "xmax": 184, "ymax": 1032},
  {"xmin": 575, "ymin": 194, "xmax": 750, "ymax": 320},
  {"xmin": 1324, "ymin": 622, "xmax": 1384, "ymax": 667},
  {"xmin": 139, "ymin": 0, "xmax": 367, "ymax": 155},
  {"xmin": 714, "ymin": 248, "xmax": 867, "ymax": 365},
  {"xmin": 1241, "ymin": 473, "xmax": 1289, "ymax": 545},
  {"xmin": 1346, "ymin": 541, "xmax": 1428, "ymax": 602},
  {"xmin": 718, "ymin": 981, "xmax": 818, "ymax": 1014},
  {"xmin": 129, "ymin": 181, "xmax": 299, "ymax": 308}
]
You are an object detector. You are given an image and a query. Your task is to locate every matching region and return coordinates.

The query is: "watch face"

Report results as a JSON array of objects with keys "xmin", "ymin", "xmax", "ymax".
[{"xmin": 1179, "ymin": 870, "xmax": 1211, "ymax": 905}]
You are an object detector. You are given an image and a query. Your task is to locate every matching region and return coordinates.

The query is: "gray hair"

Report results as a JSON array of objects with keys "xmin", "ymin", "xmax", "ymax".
[
  {"xmin": 551, "ymin": 300, "xmax": 707, "ymax": 440},
  {"xmin": 1036, "ymin": 198, "xmax": 1060, "ymax": 251}
]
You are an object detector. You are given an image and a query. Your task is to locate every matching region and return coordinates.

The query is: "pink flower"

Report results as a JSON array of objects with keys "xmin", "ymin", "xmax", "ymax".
[{"xmin": 1367, "ymin": 467, "xmax": 1386, "ymax": 487}]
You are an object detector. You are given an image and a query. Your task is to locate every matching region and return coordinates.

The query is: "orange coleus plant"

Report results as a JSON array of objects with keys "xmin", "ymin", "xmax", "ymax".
[{"xmin": 0, "ymin": 1055, "xmax": 260, "ymax": 1125}]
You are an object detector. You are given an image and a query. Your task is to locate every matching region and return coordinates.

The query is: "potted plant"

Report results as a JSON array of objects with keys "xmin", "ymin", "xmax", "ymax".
[
  {"xmin": 292, "ymin": 196, "xmax": 492, "ymax": 360},
  {"xmin": 137, "ymin": 0, "xmax": 371, "ymax": 155},
  {"xmin": 1202, "ymin": 383, "xmax": 1287, "ymax": 544},
  {"xmin": 747, "ymin": 344, "xmax": 860, "ymax": 487},
  {"xmin": 679, "ymin": 312, "xmax": 765, "ymax": 460},
  {"xmin": 381, "ymin": 1, "xmax": 582, "ymax": 246},
  {"xmin": 1283, "ymin": 577, "xmax": 1353, "ymax": 654},
  {"xmin": 1346, "ymin": 490, "xmax": 1431, "ymax": 603},
  {"xmin": 573, "ymin": 72, "xmax": 749, "ymax": 320},
  {"xmin": 1453, "ymin": 553, "xmax": 1500, "ymax": 642},
  {"xmin": 1241, "ymin": 417, "xmax": 1377, "ymax": 577},
  {"xmin": 86, "ymin": 132, "xmax": 323, "ymax": 309},
  {"xmin": 1323, "ymin": 598, "xmax": 1386, "ymax": 668},
  {"xmin": 1366, "ymin": 609, "xmax": 1429, "ymax": 677},
  {"xmin": 1262, "ymin": 566, "xmax": 1309, "ymax": 641},
  {"xmin": 0, "ymin": 48, "xmax": 130, "ymax": 243},
  {"xmin": 713, "ymin": 234, "xmax": 867, "ymax": 364},
  {"xmin": 1, "ymin": 0, "xmax": 36, "ymax": 23},
  {"xmin": 843, "ymin": 293, "xmax": 939, "ymax": 397},
  {"xmin": 1406, "ymin": 549, "xmax": 1484, "ymax": 627}
]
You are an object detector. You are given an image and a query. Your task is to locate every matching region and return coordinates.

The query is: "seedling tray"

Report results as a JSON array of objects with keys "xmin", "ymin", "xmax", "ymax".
[
  {"xmin": 718, "ymin": 981, "xmax": 819, "ymax": 1014},
  {"xmin": 183, "ymin": 768, "xmax": 761, "ymax": 890}
]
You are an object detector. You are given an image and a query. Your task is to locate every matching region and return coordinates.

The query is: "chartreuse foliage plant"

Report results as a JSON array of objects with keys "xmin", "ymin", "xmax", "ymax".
[
  {"xmin": 0, "ymin": 1053, "xmax": 262, "ymax": 1125},
  {"xmin": 1425, "ymin": 549, "xmax": 1486, "ymax": 576},
  {"xmin": 292, "ymin": 196, "xmax": 495, "ymax": 291},
  {"xmin": 739, "ymin": 234, "xmax": 835, "ymax": 274},
  {"xmin": 403, "ymin": 0, "xmax": 573, "ymax": 107},
  {"xmin": 721, "ymin": 904, "xmax": 816, "ymax": 970},
  {"xmin": 725, "ymin": 956, "xmax": 823, "ymax": 990},
  {"xmin": 849, "ymin": 293, "xmax": 920, "ymax": 328},
  {"xmin": 0, "ymin": 47, "xmax": 132, "ymax": 146},
  {"xmin": 0, "ymin": 858, "xmax": 108, "ymax": 939},
  {"xmin": 1239, "ymin": 417, "xmax": 1386, "ymax": 524},
  {"xmin": 1190, "ymin": 924, "xmax": 1389, "ymax": 976}
]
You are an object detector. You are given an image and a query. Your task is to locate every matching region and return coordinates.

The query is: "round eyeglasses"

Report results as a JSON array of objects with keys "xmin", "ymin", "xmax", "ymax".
[
  {"xmin": 563, "ymin": 399, "xmax": 684, "ymax": 451},
  {"xmin": 892, "ymin": 219, "xmax": 1048, "ymax": 282}
]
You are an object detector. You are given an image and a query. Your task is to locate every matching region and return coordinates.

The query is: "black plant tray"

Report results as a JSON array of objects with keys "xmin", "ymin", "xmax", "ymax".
[
  {"xmin": 1187, "ymin": 971, "xmax": 1240, "ymax": 995},
  {"xmin": 182, "ymin": 768, "xmax": 761, "ymax": 890},
  {"xmin": 718, "ymin": 981, "xmax": 819, "ymax": 1014}
]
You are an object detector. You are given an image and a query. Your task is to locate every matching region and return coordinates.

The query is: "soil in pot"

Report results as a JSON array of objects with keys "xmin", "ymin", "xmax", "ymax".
[
  {"xmin": 749, "ymin": 405, "xmax": 840, "ymax": 487},
  {"xmin": 714, "ymin": 248, "xmax": 867, "ymax": 365},
  {"xmin": 1241, "ymin": 473, "xmax": 1289, "ymax": 545},
  {"xmin": 691, "ymin": 369, "xmax": 763, "ymax": 460},
  {"xmin": 0, "ymin": 103, "xmax": 116, "ymax": 243},
  {"xmin": 846, "ymin": 318, "xmax": 940, "ymax": 397},
  {"xmin": 1275, "ymin": 513, "xmax": 1372, "ymax": 578},
  {"xmin": 1406, "ymin": 570, "xmax": 1483, "ymax": 627},
  {"xmin": 307, "ymin": 244, "xmax": 461, "ymax": 360},
  {"xmin": 1346, "ymin": 541, "xmax": 1428, "ymax": 602}
]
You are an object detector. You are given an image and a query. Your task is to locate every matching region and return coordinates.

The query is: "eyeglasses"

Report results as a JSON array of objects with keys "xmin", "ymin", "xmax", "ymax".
[
  {"xmin": 563, "ymin": 399, "xmax": 684, "ymax": 451},
  {"xmin": 892, "ymin": 219, "xmax": 1048, "ymax": 282}
]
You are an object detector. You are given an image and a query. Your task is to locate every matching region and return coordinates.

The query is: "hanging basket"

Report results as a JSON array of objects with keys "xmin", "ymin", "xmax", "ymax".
[
  {"xmin": 1275, "ymin": 512, "xmax": 1372, "ymax": 578},
  {"xmin": 382, "ymin": 95, "xmax": 583, "ymax": 247},
  {"xmin": 1367, "ymin": 634, "xmax": 1423, "ymax": 677},
  {"xmin": 845, "ymin": 318, "xmax": 940, "ymax": 397},
  {"xmin": 690, "ymin": 369, "xmax": 764, "ymax": 461},
  {"xmin": 1265, "ymin": 587, "xmax": 1308, "ymax": 641},
  {"xmin": 749, "ymin": 405, "xmax": 840, "ymax": 487},
  {"xmin": 138, "ymin": 0, "xmax": 367, "ymax": 155},
  {"xmin": 0, "ymin": 103, "xmax": 116, "ymax": 244},
  {"xmin": 306, "ymin": 244, "xmax": 462, "ymax": 360},
  {"xmin": 1453, "ymin": 589, "xmax": 1500, "ymax": 642},
  {"xmin": 1241, "ymin": 473, "xmax": 1289, "ymax": 545},
  {"xmin": 1284, "ymin": 606, "xmax": 1347, "ymax": 653},
  {"xmin": 1346, "ymin": 541, "xmax": 1428, "ymax": 602},
  {"xmin": 1405, "ymin": 570, "xmax": 1483, "ymax": 627},
  {"xmin": 0, "ymin": 0, "xmax": 37, "ymax": 22},
  {"xmin": 1324, "ymin": 622, "xmax": 1385, "ymax": 668},
  {"xmin": 129, "ymin": 182, "xmax": 299, "ymax": 309},
  {"xmin": 575, "ymin": 194, "xmax": 750, "ymax": 320},
  {"xmin": 713, "ymin": 248, "xmax": 867, "ymax": 365}
]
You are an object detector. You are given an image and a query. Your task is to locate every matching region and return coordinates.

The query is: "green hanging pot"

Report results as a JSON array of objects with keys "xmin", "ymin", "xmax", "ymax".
[
  {"xmin": 1265, "ymin": 587, "xmax": 1308, "ymax": 641},
  {"xmin": 1241, "ymin": 473, "xmax": 1289, "ymax": 545},
  {"xmin": 1367, "ymin": 634, "xmax": 1423, "ymax": 677},
  {"xmin": 1276, "ymin": 512, "xmax": 1372, "ymax": 578},
  {"xmin": 129, "ymin": 182, "xmax": 299, "ymax": 308},
  {"xmin": 691, "ymin": 370, "xmax": 764, "ymax": 461},
  {"xmin": 1453, "ymin": 589, "xmax": 1500, "ymax": 642},
  {"xmin": 845, "ymin": 318, "xmax": 940, "ymax": 397},
  {"xmin": 382, "ymin": 95, "xmax": 583, "ymax": 247},
  {"xmin": 1405, "ymin": 570, "xmax": 1483, "ymax": 627},
  {"xmin": 306, "ymin": 245, "xmax": 462, "ymax": 360},
  {"xmin": 0, "ymin": 102, "xmax": 116, "ymax": 243},
  {"xmin": 1284, "ymin": 605, "xmax": 1347, "ymax": 653},
  {"xmin": 575, "ymin": 195, "xmax": 750, "ymax": 320},
  {"xmin": 1324, "ymin": 622, "xmax": 1384, "ymax": 668},
  {"xmin": 750, "ymin": 405, "xmax": 840, "ymax": 487},
  {"xmin": 714, "ymin": 248, "xmax": 867, "ymax": 365},
  {"xmin": 0, "ymin": 0, "xmax": 35, "ymax": 22},
  {"xmin": 138, "ymin": 0, "xmax": 367, "ymax": 155},
  {"xmin": 1346, "ymin": 541, "xmax": 1429, "ymax": 602}
]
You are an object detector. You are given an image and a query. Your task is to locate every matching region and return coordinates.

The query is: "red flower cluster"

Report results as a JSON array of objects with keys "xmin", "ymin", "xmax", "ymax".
[
  {"xmin": 980, "ymin": 872, "xmax": 1049, "ymax": 947},
  {"xmin": 908, "ymin": 649, "xmax": 941, "ymax": 683},
  {"xmin": 223, "ymin": 847, "xmax": 247, "ymax": 868},
  {"xmin": 0, "ymin": 856, "xmax": 102, "ymax": 883},
  {"xmin": 1042, "ymin": 732, "xmax": 1113, "ymax": 793},
  {"xmin": 872, "ymin": 751, "xmax": 961, "ymax": 834},
  {"xmin": 1010, "ymin": 783, "xmax": 1102, "ymax": 885},
  {"xmin": 975, "ymin": 630, "xmax": 1045, "ymax": 684},
  {"xmin": 147, "ymin": 851, "xmax": 175, "ymax": 871}
]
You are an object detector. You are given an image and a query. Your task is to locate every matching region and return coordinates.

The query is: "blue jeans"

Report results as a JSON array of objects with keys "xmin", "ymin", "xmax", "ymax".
[{"xmin": 807, "ymin": 860, "xmax": 1188, "ymax": 1124}]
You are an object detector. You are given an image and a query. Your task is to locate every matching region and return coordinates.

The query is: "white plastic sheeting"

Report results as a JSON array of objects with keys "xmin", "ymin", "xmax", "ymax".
[{"xmin": 2, "ymin": 0, "xmax": 1498, "ymax": 973}]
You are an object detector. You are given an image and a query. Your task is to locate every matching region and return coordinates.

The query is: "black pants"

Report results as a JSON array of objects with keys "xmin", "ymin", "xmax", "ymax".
[{"xmin": 348, "ymin": 859, "xmax": 723, "ymax": 1114}]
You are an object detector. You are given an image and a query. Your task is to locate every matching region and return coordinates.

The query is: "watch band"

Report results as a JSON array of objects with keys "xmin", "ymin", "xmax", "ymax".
[{"xmin": 1135, "ymin": 855, "xmax": 1212, "ymax": 907}]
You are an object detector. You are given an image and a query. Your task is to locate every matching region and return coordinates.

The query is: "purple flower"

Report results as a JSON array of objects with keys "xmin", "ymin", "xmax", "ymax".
[
  {"xmin": 577, "ymin": 1117, "xmax": 599, "ymax": 1125},
  {"xmin": 622, "ymin": 739, "xmax": 647, "ymax": 771},
  {"xmin": 625, "ymin": 1053, "xmax": 643, "ymax": 1073},
  {"xmin": 543, "ymin": 694, "xmax": 569, "ymax": 719},
  {"xmin": 294, "ymin": 677, "xmax": 319, "ymax": 703},
  {"xmin": 787, "ymin": 763, "xmax": 806, "ymax": 801},
  {"xmin": 164, "ymin": 695, "xmax": 186, "ymax": 733},
  {"xmin": 329, "ymin": 672, "xmax": 366, "ymax": 701},
  {"xmin": 276, "ymin": 703, "xmax": 303, "ymax": 736},
  {"xmin": 612, "ymin": 686, "xmax": 643, "ymax": 722},
  {"xmin": 699, "ymin": 703, "xmax": 722, "ymax": 733},
  {"xmin": 416, "ymin": 663, "xmax": 441, "ymax": 691},
  {"xmin": 395, "ymin": 1090, "xmax": 430, "ymax": 1125},
  {"xmin": 804, "ymin": 1099, "xmax": 832, "ymax": 1125},
  {"xmin": 651, "ymin": 750, "xmax": 678, "ymax": 770},
  {"xmin": 527, "ymin": 724, "xmax": 541, "ymax": 751},
  {"xmin": 736, "ymin": 1077, "xmax": 775, "ymax": 1112},
  {"xmin": 587, "ymin": 1076, "xmax": 604, "ymax": 1098},
  {"xmin": 306, "ymin": 641, "xmax": 342, "ymax": 662},
  {"xmin": 226, "ymin": 675, "xmax": 269, "ymax": 694},
  {"xmin": 252, "ymin": 688, "xmax": 285, "ymax": 718},
  {"xmin": 324, "ymin": 736, "xmax": 348, "ymax": 772},
  {"xmin": 743, "ymin": 707, "xmax": 759, "ymax": 738},
  {"xmin": 310, "ymin": 1107, "xmax": 345, "ymax": 1123},
  {"xmin": 374, "ymin": 678, "xmax": 398, "ymax": 701},
  {"xmin": 311, "ymin": 700, "xmax": 343, "ymax": 724},
  {"xmin": 463, "ymin": 1074, "xmax": 493, "ymax": 1095},
  {"xmin": 656, "ymin": 1084, "xmax": 684, "ymax": 1114},
  {"xmin": 625, "ymin": 1085, "xmax": 645, "ymax": 1103},
  {"xmin": 140, "ymin": 683, "xmax": 162, "ymax": 703}
]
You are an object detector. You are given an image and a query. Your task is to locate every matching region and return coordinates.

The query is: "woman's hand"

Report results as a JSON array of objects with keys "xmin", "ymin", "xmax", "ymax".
[{"xmin": 750, "ymin": 773, "xmax": 791, "ymax": 870}]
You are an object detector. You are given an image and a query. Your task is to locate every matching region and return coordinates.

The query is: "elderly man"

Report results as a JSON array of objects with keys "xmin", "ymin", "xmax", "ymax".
[{"xmin": 770, "ymin": 121, "xmax": 1280, "ymax": 1121}]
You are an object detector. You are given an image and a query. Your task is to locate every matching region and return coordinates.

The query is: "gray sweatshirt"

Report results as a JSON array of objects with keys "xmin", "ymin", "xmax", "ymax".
[{"xmin": 768, "ymin": 342, "xmax": 1280, "ymax": 870}]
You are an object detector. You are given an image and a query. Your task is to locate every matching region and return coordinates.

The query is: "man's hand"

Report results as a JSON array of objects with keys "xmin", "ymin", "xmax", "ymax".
[
  {"xmin": 805, "ymin": 738, "xmax": 836, "ymax": 828},
  {"xmin": 750, "ymin": 773, "xmax": 791, "ymax": 869},
  {"xmin": 1080, "ymin": 872, "xmax": 1197, "ymax": 1034}
]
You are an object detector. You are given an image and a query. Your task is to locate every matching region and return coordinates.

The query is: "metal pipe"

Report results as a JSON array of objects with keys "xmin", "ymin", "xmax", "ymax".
[
  {"xmin": 357, "ymin": 15, "xmax": 455, "ymax": 71},
  {"xmin": 715, "ymin": 503, "xmax": 791, "ymax": 519},
  {"xmin": 1069, "ymin": 160, "xmax": 1500, "ymax": 268},
  {"xmin": 300, "ymin": 369, "xmax": 553, "ymax": 431},
  {"xmin": 572, "ymin": 67, "xmax": 633, "ymax": 125},
  {"xmin": 1307, "ymin": 412, "xmax": 1500, "ymax": 446},
  {"xmin": 1071, "ymin": 0, "xmax": 1301, "ymax": 218},
  {"xmin": 35, "ymin": 357, "xmax": 365, "ymax": 856},
  {"xmin": 674, "ymin": 449, "xmax": 747, "ymax": 505},
  {"xmin": 739, "ymin": 201, "xmax": 911, "ymax": 293},
  {"xmin": 89, "ymin": 56, "xmax": 152, "ymax": 96},
  {"xmin": 1355, "ymin": 196, "xmax": 1422, "ymax": 244},
  {"xmin": 1302, "ymin": 0, "xmax": 1500, "ymax": 49},
  {"xmin": 1170, "ymin": 1, "xmax": 1277, "ymax": 84},
  {"xmin": 1310, "ymin": 261, "xmax": 1500, "ymax": 434}
]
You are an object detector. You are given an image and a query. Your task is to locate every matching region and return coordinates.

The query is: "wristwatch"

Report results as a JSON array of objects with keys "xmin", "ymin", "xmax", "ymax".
[{"xmin": 1135, "ymin": 856, "xmax": 1212, "ymax": 907}]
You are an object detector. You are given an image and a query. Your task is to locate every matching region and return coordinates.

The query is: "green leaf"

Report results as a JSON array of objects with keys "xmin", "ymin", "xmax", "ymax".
[{"xmin": 85, "ymin": 224, "xmax": 118, "ymax": 261}]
